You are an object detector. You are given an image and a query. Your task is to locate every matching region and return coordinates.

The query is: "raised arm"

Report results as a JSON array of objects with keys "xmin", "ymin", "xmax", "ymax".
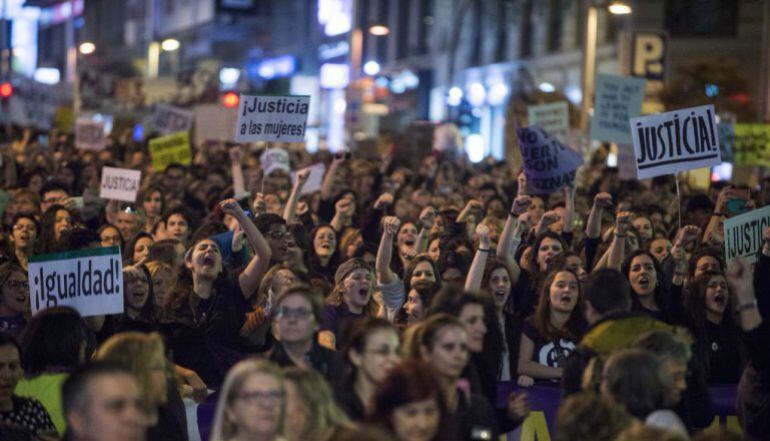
[
  {"xmin": 605, "ymin": 211, "xmax": 632, "ymax": 271},
  {"xmin": 498, "ymin": 196, "xmax": 532, "ymax": 284},
  {"xmin": 229, "ymin": 147, "xmax": 247, "ymax": 199},
  {"xmin": 562, "ymin": 185, "xmax": 576, "ymax": 234},
  {"xmin": 220, "ymin": 198, "xmax": 272, "ymax": 300},
  {"xmin": 586, "ymin": 193, "xmax": 612, "ymax": 239},
  {"xmin": 283, "ymin": 168, "xmax": 310, "ymax": 224},
  {"xmin": 416, "ymin": 206, "xmax": 436, "ymax": 254},
  {"xmin": 376, "ymin": 216, "xmax": 400, "ymax": 285},
  {"xmin": 330, "ymin": 196, "xmax": 354, "ymax": 233},
  {"xmin": 321, "ymin": 153, "xmax": 345, "ymax": 200},
  {"xmin": 465, "ymin": 224, "xmax": 491, "ymax": 293},
  {"xmin": 534, "ymin": 211, "xmax": 560, "ymax": 237},
  {"xmin": 703, "ymin": 186, "xmax": 731, "ymax": 245},
  {"xmin": 670, "ymin": 225, "xmax": 700, "ymax": 287},
  {"xmin": 727, "ymin": 256, "xmax": 762, "ymax": 332}
]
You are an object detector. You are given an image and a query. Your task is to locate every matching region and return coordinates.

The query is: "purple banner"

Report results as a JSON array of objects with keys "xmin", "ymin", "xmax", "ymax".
[{"xmin": 517, "ymin": 124, "xmax": 584, "ymax": 195}]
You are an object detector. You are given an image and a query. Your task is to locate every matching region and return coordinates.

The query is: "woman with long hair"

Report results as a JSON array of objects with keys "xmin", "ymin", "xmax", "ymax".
[
  {"xmin": 98, "ymin": 223, "xmax": 124, "ymax": 250},
  {"xmin": 0, "ymin": 263, "xmax": 30, "ymax": 338},
  {"xmin": 38, "ymin": 204, "xmax": 74, "ymax": 254},
  {"xmin": 683, "ymin": 271, "xmax": 744, "ymax": 383},
  {"xmin": 336, "ymin": 317, "xmax": 400, "ymax": 420},
  {"xmin": 321, "ymin": 258, "xmax": 378, "ymax": 342},
  {"xmin": 368, "ymin": 359, "xmax": 456, "ymax": 441},
  {"xmin": 306, "ymin": 224, "xmax": 341, "ymax": 283},
  {"xmin": 94, "ymin": 332, "xmax": 185, "ymax": 441},
  {"xmin": 209, "ymin": 359, "xmax": 286, "ymax": 441},
  {"xmin": 139, "ymin": 185, "xmax": 166, "ymax": 233},
  {"xmin": 517, "ymin": 269, "xmax": 584, "ymax": 386},
  {"xmin": 514, "ymin": 231, "xmax": 567, "ymax": 316},
  {"xmin": 283, "ymin": 367, "xmax": 351, "ymax": 441},
  {"xmin": 124, "ymin": 231, "xmax": 154, "ymax": 265},
  {"xmin": 98, "ymin": 265, "xmax": 158, "ymax": 342}
]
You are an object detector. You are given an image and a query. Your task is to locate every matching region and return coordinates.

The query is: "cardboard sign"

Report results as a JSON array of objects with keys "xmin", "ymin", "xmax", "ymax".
[
  {"xmin": 517, "ymin": 125, "xmax": 584, "ymax": 194},
  {"xmin": 733, "ymin": 124, "xmax": 770, "ymax": 168},
  {"xmin": 194, "ymin": 104, "xmax": 237, "ymax": 145},
  {"xmin": 260, "ymin": 148, "xmax": 290, "ymax": 176},
  {"xmin": 590, "ymin": 74, "xmax": 646, "ymax": 144},
  {"xmin": 149, "ymin": 131, "xmax": 192, "ymax": 171},
  {"xmin": 718, "ymin": 122, "xmax": 735, "ymax": 163},
  {"xmin": 723, "ymin": 206, "xmax": 770, "ymax": 264},
  {"xmin": 236, "ymin": 95, "xmax": 310, "ymax": 142},
  {"xmin": 153, "ymin": 103, "xmax": 193, "ymax": 135},
  {"xmin": 100, "ymin": 167, "xmax": 142, "ymax": 202},
  {"xmin": 630, "ymin": 104, "xmax": 721, "ymax": 180},
  {"xmin": 527, "ymin": 102, "xmax": 569, "ymax": 143},
  {"xmin": 28, "ymin": 247, "xmax": 124, "ymax": 317},
  {"xmin": 75, "ymin": 118, "xmax": 106, "ymax": 151},
  {"xmin": 291, "ymin": 163, "xmax": 326, "ymax": 196}
]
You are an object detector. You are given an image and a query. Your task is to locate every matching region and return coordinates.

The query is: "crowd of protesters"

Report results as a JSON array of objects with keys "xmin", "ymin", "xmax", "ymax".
[{"xmin": 0, "ymin": 122, "xmax": 768, "ymax": 441}]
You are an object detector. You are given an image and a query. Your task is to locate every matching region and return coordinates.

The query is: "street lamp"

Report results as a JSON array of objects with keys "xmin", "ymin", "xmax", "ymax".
[
  {"xmin": 368, "ymin": 24, "xmax": 390, "ymax": 36},
  {"xmin": 161, "ymin": 38, "xmax": 180, "ymax": 52},
  {"xmin": 78, "ymin": 42, "xmax": 96, "ymax": 55},
  {"xmin": 580, "ymin": 1, "xmax": 633, "ymax": 130}
]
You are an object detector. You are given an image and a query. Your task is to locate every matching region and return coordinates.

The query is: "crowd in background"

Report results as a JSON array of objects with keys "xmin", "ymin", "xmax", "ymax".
[{"xmin": 0, "ymin": 122, "xmax": 768, "ymax": 441}]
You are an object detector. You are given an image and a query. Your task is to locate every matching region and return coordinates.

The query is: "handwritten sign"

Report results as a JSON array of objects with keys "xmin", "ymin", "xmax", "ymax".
[
  {"xmin": 630, "ymin": 104, "xmax": 721, "ymax": 180},
  {"xmin": 236, "ymin": 95, "xmax": 310, "ymax": 142},
  {"xmin": 517, "ymin": 125, "xmax": 584, "ymax": 194},
  {"xmin": 527, "ymin": 102, "xmax": 569, "ymax": 143},
  {"xmin": 723, "ymin": 206, "xmax": 770, "ymax": 264},
  {"xmin": 291, "ymin": 163, "xmax": 326, "ymax": 196},
  {"xmin": 75, "ymin": 118, "xmax": 106, "ymax": 151},
  {"xmin": 591, "ymin": 74, "xmax": 646, "ymax": 144},
  {"xmin": 153, "ymin": 103, "xmax": 194, "ymax": 135},
  {"xmin": 149, "ymin": 131, "xmax": 192, "ymax": 171},
  {"xmin": 28, "ymin": 247, "xmax": 123, "ymax": 317},
  {"xmin": 260, "ymin": 148, "xmax": 290, "ymax": 176},
  {"xmin": 733, "ymin": 124, "xmax": 770, "ymax": 168},
  {"xmin": 100, "ymin": 167, "xmax": 142, "ymax": 202}
]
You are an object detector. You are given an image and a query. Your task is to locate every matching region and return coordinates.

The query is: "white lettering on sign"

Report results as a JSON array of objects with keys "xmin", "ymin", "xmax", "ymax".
[
  {"xmin": 236, "ymin": 95, "xmax": 310, "ymax": 142},
  {"xmin": 100, "ymin": 167, "xmax": 142, "ymax": 202},
  {"xmin": 630, "ymin": 104, "xmax": 721, "ymax": 180},
  {"xmin": 29, "ymin": 247, "xmax": 124, "ymax": 317}
]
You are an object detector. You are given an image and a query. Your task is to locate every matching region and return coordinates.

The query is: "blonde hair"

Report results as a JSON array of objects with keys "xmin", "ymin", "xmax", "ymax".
[
  {"xmin": 209, "ymin": 358, "xmax": 286, "ymax": 441},
  {"xmin": 93, "ymin": 332, "xmax": 167, "ymax": 409},
  {"xmin": 616, "ymin": 422, "xmax": 687, "ymax": 441},
  {"xmin": 282, "ymin": 367, "xmax": 350, "ymax": 440}
]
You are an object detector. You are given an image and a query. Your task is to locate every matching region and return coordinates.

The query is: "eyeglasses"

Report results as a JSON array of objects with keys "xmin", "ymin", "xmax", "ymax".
[
  {"xmin": 276, "ymin": 306, "xmax": 312, "ymax": 320},
  {"xmin": 266, "ymin": 231, "xmax": 291, "ymax": 240},
  {"xmin": 4, "ymin": 280, "xmax": 29, "ymax": 290},
  {"xmin": 236, "ymin": 389, "xmax": 283, "ymax": 405}
]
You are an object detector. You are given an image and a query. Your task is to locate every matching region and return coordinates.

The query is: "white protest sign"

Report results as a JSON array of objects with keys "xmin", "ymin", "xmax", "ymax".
[
  {"xmin": 527, "ymin": 102, "xmax": 569, "ymax": 143},
  {"xmin": 630, "ymin": 104, "xmax": 721, "ymax": 180},
  {"xmin": 28, "ymin": 247, "xmax": 124, "ymax": 317},
  {"xmin": 194, "ymin": 104, "xmax": 237, "ymax": 145},
  {"xmin": 723, "ymin": 206, "xmax": 770, "ymax": 264},
  {"xmin": 153, "ymin": 103, "xmax": 194, "ymax": 135},
  {"xmin": 75, "ymin": 118, "xmax": 106, "ymax": 151},
  {"xmin": 291, "ymin": 163, "xmax": 326, "ymax": 196},
  {"xmin": 260, "ymin": 147, "xmax": 290, "ymax": 176},
  {"xmin": 591, "ymin": 74, "xmax": 646, "ymax": 144},
  {"xmin": 236, "ymin": 95, "xmax": 310, "ymax": 142},
  {"xmin": 100, "ymin": 167, "xmax": 142, "ymax": 202}
]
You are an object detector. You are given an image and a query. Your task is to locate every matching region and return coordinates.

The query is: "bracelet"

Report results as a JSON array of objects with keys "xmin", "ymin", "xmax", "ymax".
[
  {"xmin": 478, "ymin": 248, "xmax": 491, "ymax": 253},
  {"xmin": 509, "ymin": 211, "xmax": 519, "ymax": 218},
  {"xmin": 737, "ymin": 299, "xmax": 758, "ymax": 312},
  {"xmin": 712, "ymin": 212, "xmax": 723, "ymax": 217}
]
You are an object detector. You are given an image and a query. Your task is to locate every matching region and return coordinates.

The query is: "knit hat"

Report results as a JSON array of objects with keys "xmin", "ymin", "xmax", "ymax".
[{"xmin": 334, "ymin": 258, "xmax": 374, "ymax": 285}]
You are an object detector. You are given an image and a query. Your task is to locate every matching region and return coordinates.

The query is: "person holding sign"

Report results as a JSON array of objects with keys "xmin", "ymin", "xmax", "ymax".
[{"xmin": 159, "ymin": 198, "xmax": 272, "ymax": 386}]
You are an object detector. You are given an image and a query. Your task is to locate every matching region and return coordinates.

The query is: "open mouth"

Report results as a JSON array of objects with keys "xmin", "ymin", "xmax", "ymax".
[
  {"xmin": 404, "ymin": 237, "xmax": 416, "ymax": 247},
  {"xmin": 202, "ymin": 255, "xmax": 215, "ymax": 267},
  {"xmin": 638, "ymin": 276, "xmax": 650, "ymax": 289},
  {"xmin": 714, "ymin": 292, "xmax": 726, "ymax": 305},
  {"xmin": 494, "ymin": 290, "xmax": 507, "ymax": 301},
  {"xmin": 357, "ymin": 287, "xmax": 369, "ymax": 299},
  {"xmin": 559, "ymin": 293, "xmax": 573, "ymax": 304}
]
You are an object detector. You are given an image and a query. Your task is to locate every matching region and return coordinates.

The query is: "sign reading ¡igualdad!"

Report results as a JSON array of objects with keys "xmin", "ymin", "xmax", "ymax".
[
  {"xmin": 723, "ymin": 206, "xmax": 770, "ymax": 264},
  {"xmin": 28, "ymin": 246, "xmax": 124, "ymax": 318},
  {"xmin": 630, "ymin": 104, "xmax": 721, "ymax": 180},
  {"xmin": 235, "ymin": 95, "xmax": 310, "ymax": 143}
]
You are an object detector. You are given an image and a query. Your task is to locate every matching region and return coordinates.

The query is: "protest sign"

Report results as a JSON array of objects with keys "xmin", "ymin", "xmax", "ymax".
[
  {"xmin": 718, "ymin": 122, "xmax": 735, "ymax": 163},
  {"xmin": 616, "ymin": 143, "xmax": 637, "ymax": 180},
  {"xmin": 149, "ymin": 131, "xmax": 192, "ymax": 171},
  {"xmin": 590, "ymin": 74, "xmax": 646, "ymax": 144},
  {"xmin": 28, "ymin": 247, "xmax": 123, "ymax": 317},
  {"xmin": 194, "ymin": 104, "xmax": 237, "ymax": 145},
  {"xmin": 100, "ymin": 167, "xmax": 142, "ymax": 202},
  {"xmin": 723, "ymin": 206, "xmax": 770, "ymax": 264},
  {"xmin": 517, "ymin": 125, "xmax": 584, "ymax": 194},
  {"xmin": 75, "ymin": 118, "xmax": 106, "ymax": 151},
  {"xmin": 260, "ymin": 148, "xmax": 290, "ymax": 176},
  {"xmin": 6, "ymin": 76, "xmax": 69, "ymax": 130},
  {"xmin": 733, "ymin": 124, "xmax": 770, "ymax": 168},
  {"xmin": 630, "ymin": 104, "xmax": 721, "ymax": 180},
  {"xmin": 291, "ymin": 163, "xmax": 326, "ymax": 196},
  {"xmin": 236, "ymin": 95, "xmax": 310, "ymax": 142},
  {"xmin": 527, "ymin": 102, "xmax": 569, "ymax": 143},
  {"xmin": 153, "ymin": 103, "xmax": 194, "ymax": 135}
]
